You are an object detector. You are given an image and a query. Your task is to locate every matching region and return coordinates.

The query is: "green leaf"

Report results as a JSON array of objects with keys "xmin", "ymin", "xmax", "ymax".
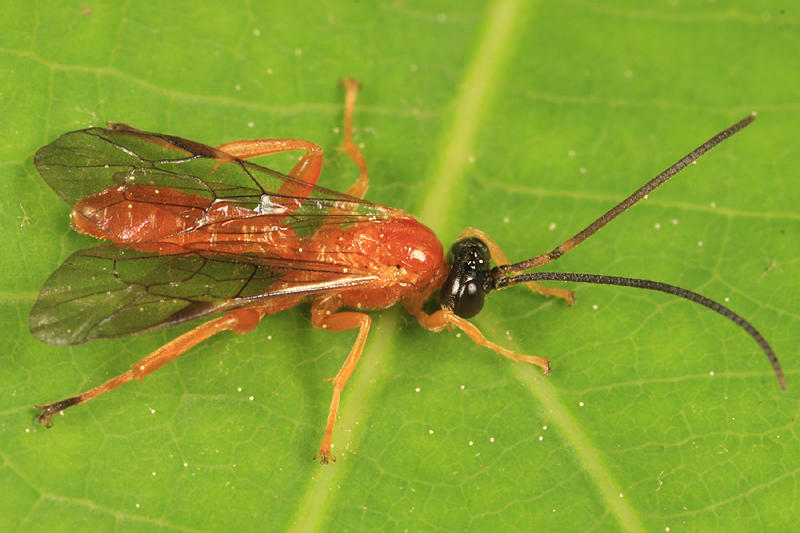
[{"xmin": 2, "ymin": 1, "xmax": 797, "ymax": 531}]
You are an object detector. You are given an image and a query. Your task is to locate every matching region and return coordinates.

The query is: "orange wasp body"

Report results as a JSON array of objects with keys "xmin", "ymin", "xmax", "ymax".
[
  {"xmin": 72, "ymin": 182, "xmax": 447, "ymax": 316},
  {"xmin": 32, "ymin": 81, "xmax": 784, "ymax": 464}
]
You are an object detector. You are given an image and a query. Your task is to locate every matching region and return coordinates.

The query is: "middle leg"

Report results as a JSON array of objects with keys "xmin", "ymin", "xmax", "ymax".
[
  {"xmin": 339, "ymin": 78, "xmax": 369, "ymax": 199},
  {"xmin": 310, "ymin": 296, "xmax": 372, "ymax": 464}
]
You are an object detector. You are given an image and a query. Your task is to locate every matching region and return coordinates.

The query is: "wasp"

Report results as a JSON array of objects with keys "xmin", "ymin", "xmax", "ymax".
[{"xmin": 31, "ymin": 80, "xmax": 785, "ymax": 464}]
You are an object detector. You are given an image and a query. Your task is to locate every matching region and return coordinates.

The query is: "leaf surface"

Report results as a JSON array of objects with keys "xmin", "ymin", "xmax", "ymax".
[{"xmin": 1, "ymin": 1, "xmax": 798, "ymax": 531}]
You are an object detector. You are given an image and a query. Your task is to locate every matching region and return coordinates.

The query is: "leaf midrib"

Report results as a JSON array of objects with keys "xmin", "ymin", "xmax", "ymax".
[{"xmin": 291, "ymin": 0, "xmax": 645, "ymax": 531}]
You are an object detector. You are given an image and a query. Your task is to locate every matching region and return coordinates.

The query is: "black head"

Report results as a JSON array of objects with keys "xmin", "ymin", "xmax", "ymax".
[{"xmin": 439, "ymin": 237, "xmax": 493, "ymax": 318}]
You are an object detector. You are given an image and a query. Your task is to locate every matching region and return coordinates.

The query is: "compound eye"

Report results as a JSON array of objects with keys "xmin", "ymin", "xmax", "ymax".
[{"xmin": 453, "ymin": 279, "xmax": 485, "ymax": 318}]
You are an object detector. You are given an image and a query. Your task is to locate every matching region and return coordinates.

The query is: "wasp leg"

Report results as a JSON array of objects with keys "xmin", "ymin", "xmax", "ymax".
[
  {"xmin": 310, "ymin": 297, "xmax": 371, "ymax": 464},
  {"xmin": 35, "ymin": 308, "xmax": 264, "ymax": 427},
  {"xmin": 215, "ymin": 137, "xmax": 324, "ymax": 199},
  {"xmin": 458, "ymin": 227, "xmax": 575, "ymax": 306},
  {"xmin": 211, "ymin": 79, "xmax": 368, "ymax": 202},
  {"xmin": 338, "ymin": 78, "xmax": 369, "ymax": 199},
  {"xmin": 406, "ymin": 305, "xmax": 550, "ymax": 374}
]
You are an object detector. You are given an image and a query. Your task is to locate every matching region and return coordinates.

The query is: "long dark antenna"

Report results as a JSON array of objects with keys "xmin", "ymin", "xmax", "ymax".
[
  {"xmin": 496, "ymin": 114, "xmax": 757, "ymax": 275},
  {"xmin": 493, "ymin": 271, "xmax": 786, "ymax": 389}
]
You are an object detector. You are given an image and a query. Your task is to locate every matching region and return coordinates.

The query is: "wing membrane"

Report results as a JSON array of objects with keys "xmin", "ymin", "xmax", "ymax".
[
  {"xmin": 32, "ymin": 125, "xmax": 398, "ymax": 344},
  {"xmin": 30, "ymin": 245, "xmax": 377, "ymax": 345},
  {"xmin": 34, "ymin": 125, "xmax": 396, "ymax": 235}
]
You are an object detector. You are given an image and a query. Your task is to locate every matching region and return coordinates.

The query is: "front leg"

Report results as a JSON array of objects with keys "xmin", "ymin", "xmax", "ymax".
[
  {"xmin": 310, "ymin": 296, "xmax": 372, "ymax": 464},
  {"xmin": 405, "ymin": 303, "xmax": 550, "ymax": 374}
]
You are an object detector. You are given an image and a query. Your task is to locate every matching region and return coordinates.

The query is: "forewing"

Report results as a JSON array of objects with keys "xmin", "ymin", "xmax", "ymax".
[
  {"xmin": 30, "ymin": 245, "xmax": 377, "ymax": 345},
  {"xmin": 34, "ymin": 124, "xmax": 395, "ymax": 239}
]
